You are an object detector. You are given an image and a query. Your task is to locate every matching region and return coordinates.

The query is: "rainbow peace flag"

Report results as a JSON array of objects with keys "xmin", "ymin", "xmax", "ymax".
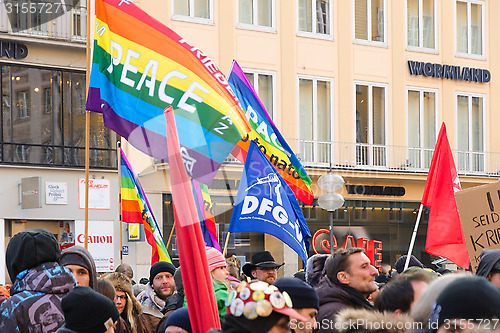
[
  {"xmin": 228, "ymin": 61, "xmax": 314, "ymax": 204},
  {"xmin": 120, "ymin": 148, "xmax": 171, "ymax": 264},
  {"xmin": 87, "ymin": 0, "xmax": 250, "ymax": 184},
  {"xmin": 192, "ymin": 180, "xmax": 220, "ymax": 251}
]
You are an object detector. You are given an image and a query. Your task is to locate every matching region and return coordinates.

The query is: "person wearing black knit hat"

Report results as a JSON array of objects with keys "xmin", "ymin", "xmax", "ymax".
[
  {"xmin": 274, "ymin": 277, "xmax": 319, "ymax": 333},
  {"xmin": 137, "ymin": 261, "xmax": 177, "ymax": 332},
  {"xmin": 0, "ymin": 229, "xmax": 76, "ymax": 332},
  {"xmin": 56, "ymin": 286, "xmax": 119, "ymax": 333},
  {"xmin": 164, "ymin": 307, "xmax": 192, "ymax": 333},
  {"xmin": 431, "ymin": 276, "xmax": 500, "ymax": 333}
]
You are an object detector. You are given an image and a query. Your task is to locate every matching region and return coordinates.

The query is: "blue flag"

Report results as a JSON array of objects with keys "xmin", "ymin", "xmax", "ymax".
[{"xmin": 229, "ymin": 141, "xmax": 311, "ymax": 263}]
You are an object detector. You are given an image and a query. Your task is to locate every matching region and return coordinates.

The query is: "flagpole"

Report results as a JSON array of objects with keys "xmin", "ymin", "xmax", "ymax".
[
  {"xmin": 118, "ymin": 142, "xmax": 123, "ymax": 264},
  {"xmin": 84, "ymin": 0, "xmax": 92, "ymax": 250},
  {"xmin": 404, "ymin": 203, "xmax": 424, "ymax": 271},
  {"xmin": 223, "ymin": 232, "xmax": 231, "ymax": 257},
  {"xmin": 166, "ymin": 224, "xmax": 175, "ymax": 249}
]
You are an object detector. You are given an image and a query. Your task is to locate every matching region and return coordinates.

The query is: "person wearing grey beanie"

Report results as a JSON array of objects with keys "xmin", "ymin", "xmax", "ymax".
[{"xmin": 60, "ymin": 246, "xmax": 98, "ymax": 290}]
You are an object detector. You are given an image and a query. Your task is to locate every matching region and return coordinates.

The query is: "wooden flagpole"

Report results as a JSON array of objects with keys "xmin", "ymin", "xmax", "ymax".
[
  {"xmin": 118, "ymin": 142, "xmax": 123, "ymax": 263},
  {"xmin": 84, "ymin": 0, "xmax": 92, "ymax": 250},
  {"xmin": 166, "ymin": 224, "xmax": 175, "ymax": 249},
  {"xmin": 223, "ymin": 232, "xmax": 231, "ymax": 257}
]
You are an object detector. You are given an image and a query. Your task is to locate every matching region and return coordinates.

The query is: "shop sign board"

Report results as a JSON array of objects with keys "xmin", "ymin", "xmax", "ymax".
[
  {"xmin": 74, "ymin": 220, "xmax": 115, "ymax": 272},
  {"xmin": 46, "ymin": 182, "xmax": 68, "ymax": 204},
  {"xmin": 78, "ymin": 178, "xmax": 110, "ymax": 209},
  {"xmin": 312, "ymin": 229, "xmax": 383, "ymax": 269},
  {"xmin": 455, "ymin": 182, "xmax": 500, "ymax": 272},
  {"xmin": 21, "ymin": 176, "xmax": 41, "ymax": 209}
]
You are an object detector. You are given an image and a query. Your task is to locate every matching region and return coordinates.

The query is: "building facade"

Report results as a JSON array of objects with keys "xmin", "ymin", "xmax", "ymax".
[{"xmin": 130, "ymin": 0, "xmax": 500, "ymax": 275}]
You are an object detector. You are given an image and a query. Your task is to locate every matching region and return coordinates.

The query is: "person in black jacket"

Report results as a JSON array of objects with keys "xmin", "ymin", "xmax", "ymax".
[{"xmin": 476, "ymin": 248, "xmax": 500, "ymax": 287}]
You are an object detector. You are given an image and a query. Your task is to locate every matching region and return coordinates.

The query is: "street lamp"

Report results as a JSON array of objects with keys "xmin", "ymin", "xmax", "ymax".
[{"xmin": 317, "ymin": 172, "xmax": 345, "ymax": 254}]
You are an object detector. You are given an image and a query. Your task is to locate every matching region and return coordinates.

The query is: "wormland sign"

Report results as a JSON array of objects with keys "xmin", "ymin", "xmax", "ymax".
[{"xmin": 408, "ymin": 60, "xmax": 491, "ymax": 83}]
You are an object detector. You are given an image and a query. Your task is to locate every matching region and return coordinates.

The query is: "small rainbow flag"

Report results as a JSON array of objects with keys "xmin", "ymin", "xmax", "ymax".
[
  {"xmin": 192, "ymin": 179, "xmax": 220, "ymax": 251},
  {"xmin": 120, "ymin": 147, "xmax": 170, "ymax": 264},
  {"xmin": 87, "ymin": 0, "xmax": 250, "ymax": 184},
  {"xmin": 228, "ymin": 61, "xmax": 314, "ymax": 204}
]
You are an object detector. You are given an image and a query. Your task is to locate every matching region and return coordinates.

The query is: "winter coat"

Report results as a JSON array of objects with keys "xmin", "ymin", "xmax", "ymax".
[
  {"xmin": 476, "ymin": 248, "xmax": 500, "ymax": 278},
  {"xmin": 0, "ymin": 262, "xmax": 76, "ymax": 332},
  {"xmin": 155, "ymin": 293, "xmax": 184, "ymax": 333},
  {"xmin": 336, "ymin": 308, "xmax": 413, "ymax": 333},
  {"xmin": 136, "ymin": 284, "xmax": 165, "ymax": 333},
  {"xmin": 55, "ymin": 327, "xmax": 77, "ymax": 333},
  {"xmin": 305, "ymin": 254, "xmax": 329, "ymax": 288},
  {"xmin": 316, "ymin": 276, "xmax": 373, "ymax": 333}
]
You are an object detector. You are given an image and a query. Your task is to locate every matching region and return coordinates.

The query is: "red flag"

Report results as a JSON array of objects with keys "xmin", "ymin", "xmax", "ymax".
[
  {"xmin": 423, "ymin": 123, "xmax": 469, "ymax": 268},
  {"xmin": 165, "ymin": 106, "xmax": 221, "ymax": 332}
]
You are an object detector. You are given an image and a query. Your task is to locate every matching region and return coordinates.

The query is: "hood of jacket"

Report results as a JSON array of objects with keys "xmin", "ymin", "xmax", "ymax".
[
  {"xmin": 10, "ymin": 262, "xmax": 76, "ymax": 297},
  {"xmin": 316, "ymin": 276, "xmax": 372, "ymax": 310},
  {"xmin": 306, "ymin": 254, "xmax": 329, "ymax": 288},
  {"xmin": 60, "ymin": 245, "xmax": 98, "ymax": 289},
  {"xmin": 476, "ymin": 248, "xmax": 500, "ymax": 278},
  {"xmin": 336, "ymin": 308, "xmax": 413, "ymax": 333}
]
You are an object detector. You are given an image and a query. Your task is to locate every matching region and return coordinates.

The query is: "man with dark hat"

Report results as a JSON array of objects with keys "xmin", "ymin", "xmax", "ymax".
[
  {"xmin": 56, "ymin": 286, "xmax": 120, "ymax": 333},
  {"xmin": 242, "ymin": 251, "xmax": 284, "ymax": 284},
  {"xmin": 0, "ymin": 229, "xmax": 76, "ymax": 332},
  {"xmin": 137, "ymin": 261, "xmax": 177, "ymax": 332},
  {"xmin": 476, "ymin": 248, "xmax": 500, "ymax": 288},
  {"xmin": 60, "ymin": 245, "xmax": 98, "ymax": 289},
  {"xmin": 274, "ymin": 277, "xmax": 319, "ymax": 333}
]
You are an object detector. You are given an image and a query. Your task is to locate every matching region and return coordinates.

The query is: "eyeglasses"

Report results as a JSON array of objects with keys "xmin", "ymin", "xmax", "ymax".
[{"xmin": 115, "ymin": 294, "xmax": 127, "ymax": 301}]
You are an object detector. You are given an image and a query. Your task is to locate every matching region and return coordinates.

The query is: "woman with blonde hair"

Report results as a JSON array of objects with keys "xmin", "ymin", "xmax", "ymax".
[{"xmin": 105, "ymin": 272, "xmax": 148, "ymax": 333}]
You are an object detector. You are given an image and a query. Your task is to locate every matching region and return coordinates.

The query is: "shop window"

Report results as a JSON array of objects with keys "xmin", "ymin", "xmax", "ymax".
[
  {"xmin": 354, "ymin": 207, "xmax": 368, "ymax": 221},
  {"xmin": 173, "ymin": 0, "xmax": 213, "ymax": 23},
  {"xmin": 355, "ymin": 82, "xmax": 387, "ymax": 167},
  {"xmin": 298, "ymin": 76, "xmax": 333, "ymax": 165},
  {"xmin": 407, "ymin": 0, "xmax": 436, "ymax": 50},
  {"xmin": 354, "ymin": 0, "xmax": 386, "ymax": 44},
  {"xmin": 456, "ymin": 93, "xmax": 485, "ymax": 173},
  {"xmin": 456, "ymin": 0, "xmax": 483, "ymax": 57},
  {"xmin": 244, "ymin": 70, "xmax": 276, "ymax": 121},
  {"xmin": 407, "ymin": 88, "xmax": 437, "ymax": 169},
  {"xmin": 298, "ymin": 0, "xmax": 332, "ymax": 37},
  {"xmin": 238, "ymin": 0, "xmax": 274, "ymax": 31},
  {"xmin": 0, "ymin": 65, "xmax": 117, "ymax": 168}
]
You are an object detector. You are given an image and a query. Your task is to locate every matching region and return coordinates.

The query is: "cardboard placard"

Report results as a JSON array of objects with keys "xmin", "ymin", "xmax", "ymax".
[{"xmin": 455, "ymin": 182, "xmax": 500, "ymax": 272}]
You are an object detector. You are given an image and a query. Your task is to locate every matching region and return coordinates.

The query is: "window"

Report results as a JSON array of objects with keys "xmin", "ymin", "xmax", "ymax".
[
  {"xmin": 244, "ymin": 70, "xmax": 275, "ymax": 121},
  {"xmin": 238, "ymin": 0, "xmax": 274, "ymax": 30},
  {"xmin": 354, "ymin": 0, "xmax": 386, "ymax": 44},
  {"xmin": 407, "ymin": 0, "xmax": 436, "ymax": 50},
  {"xmin": 298, "ymin": 0, "xmax": 332, "ymax": 37},
  {"xmin": 72, "ymin": 2, "xmax": 87, "ymax": 41},
  {"xmin": 298, "ymin": 76, "xmax": 333, "ymax": 165},
  {"xmin": 8, "ymin": 0, "xmax": 50, "ymax": 36},
  {"xmin": 173, "ymin": 0, "xmax": 213, "ymax": 23},
  {"xmin": 355, "ymin": 82, "xmax": 387, "ymax": 166},
  {"xmin": 1, "ymin": 65, "xmax": 117, "ymax": 167},
  {"xmin": 407, "ymin": 88, "xmax": 437, "ymax": 169},
  {"xmin": 456, "ymin": 0, "xmax": 483, "ymax": 57},
  {"xmin": 456, "ymin": 93, "xmax": 484, "ymax": 172}
]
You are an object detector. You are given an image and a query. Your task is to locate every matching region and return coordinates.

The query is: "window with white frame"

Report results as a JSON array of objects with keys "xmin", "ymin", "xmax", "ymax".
[
  {"xmin": 298, "ymin": 0, "xmax": 332, "ymax": 36},
  {"xmin": 407, "ymin": 0, "xmax": 436, "ymax": 49},
  {"xmin": 456, "ymin": 93, "xmax": 485, "ymax": 172},
  {"xmin": 355, "ymin": 82, "xmax": 387, "ymax": 166},
  {"xmin": 456, "ymin": 0, "xmax": 483, "ymax": 56},
  {"xmin": 298, "ymin": 77, "xmax": 332, "ymax": 164},
  {"xmin": 407, "ymin": 88, "xmax": 437, "ymax": 169},
  {"xmin": 354, "ymin": 0, "xmax": 386, "ymax": 43},
  {"xmin": 244, "ymin": 70, "xmax": 276, "ymax": 121},
  {"xmin": 72, "ymin": 3, "xmax": 87, "ymax": 40},
  {"xmin": 238, "ymin": 0, "xmax": 274, "ymax": 30},
  {"xmin": 173, "ymin": 0, "xmax": 212, "ymax": 22}
]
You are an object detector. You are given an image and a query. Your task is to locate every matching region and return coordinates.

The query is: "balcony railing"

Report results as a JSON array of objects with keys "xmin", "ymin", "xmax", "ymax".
[
  {"xmin": 0, "ymin": 1, "xmax": 86, "ymax": 42},
  {"xmin": 277, "ymin": 139, "xmax": 500, "ymax": 177}
]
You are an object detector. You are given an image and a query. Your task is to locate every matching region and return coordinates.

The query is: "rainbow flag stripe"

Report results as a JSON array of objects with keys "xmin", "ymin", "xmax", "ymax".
[
  {"xmin": 87, "ymin": 0, "xmax": 250, "ymax": 184},
  {"xmin": 120, "ymin": 148, "xmax": 171, "ymax": 264},
  {"xmin": 228, "ymin": 61, "xmax": 314, "ymax": 204},
  {"xmin": 192, "ymin": 180, "xmax": 220, "ymax": 252}
]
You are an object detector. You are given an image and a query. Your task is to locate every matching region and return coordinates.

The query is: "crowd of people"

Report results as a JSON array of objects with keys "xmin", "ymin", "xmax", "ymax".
[{"xmin": 1, "ymin": 228, "xmax": 500, "ymax": 333}]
